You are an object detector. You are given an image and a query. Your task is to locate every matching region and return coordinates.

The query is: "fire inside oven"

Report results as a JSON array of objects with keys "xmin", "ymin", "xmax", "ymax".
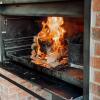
[{"xmin": 3, "ymin": 16, "xmax": 83, "ymax": 88}]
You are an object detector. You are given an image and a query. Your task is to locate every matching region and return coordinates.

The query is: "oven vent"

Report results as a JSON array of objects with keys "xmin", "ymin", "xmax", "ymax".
[{"xmin": 0, "ymin": 0, "xmax": 68, "ymax": 4}]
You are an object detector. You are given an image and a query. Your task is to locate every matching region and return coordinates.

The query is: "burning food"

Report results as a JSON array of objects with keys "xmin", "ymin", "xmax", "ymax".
[{"xmin": 31, "ymin": 17, "xmax": 68, "ymax": 68}]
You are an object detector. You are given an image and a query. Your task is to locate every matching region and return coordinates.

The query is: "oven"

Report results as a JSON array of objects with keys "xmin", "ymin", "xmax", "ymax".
[{"xmin": 0, "ymin": 0, "xmax": 91, "ymax": 100}]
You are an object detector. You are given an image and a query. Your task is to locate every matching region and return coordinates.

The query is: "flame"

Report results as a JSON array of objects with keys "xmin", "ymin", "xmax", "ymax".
[{"xmin": 31, "ymin": 17, "xmax": 67, "ymax": 68}]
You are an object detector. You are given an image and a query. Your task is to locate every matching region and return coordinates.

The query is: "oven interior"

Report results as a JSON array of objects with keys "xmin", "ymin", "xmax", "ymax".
[{"xmin": 0, "ymin": 15, "xmax": 84, "ymax": 99}]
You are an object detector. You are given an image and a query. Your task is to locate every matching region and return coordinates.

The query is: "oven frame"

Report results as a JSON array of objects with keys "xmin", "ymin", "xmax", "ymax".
[
  {"xmin": 83, "ymin": 0, "xmax": 91, "ymax": 100},
  {"xmin": 0, "ymin": 0, "xmax": 91, "ymax": 100}
]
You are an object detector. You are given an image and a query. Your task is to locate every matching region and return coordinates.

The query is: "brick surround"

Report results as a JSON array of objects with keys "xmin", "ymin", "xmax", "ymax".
[
  {"xmin": 0, "ymin": 68, "xmax": 49, "ymax": 100},
  {"xmin": 90, "ymin": 0, "xmax": 100, "ymax": 100}
]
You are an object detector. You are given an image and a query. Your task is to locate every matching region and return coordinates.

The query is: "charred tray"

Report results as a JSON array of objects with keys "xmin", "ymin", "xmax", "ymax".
[{"xmin": 6, "ymin": 50, "xmax": 83, "ymax": 88}]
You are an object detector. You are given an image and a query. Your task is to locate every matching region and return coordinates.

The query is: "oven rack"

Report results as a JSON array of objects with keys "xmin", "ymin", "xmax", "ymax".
[{"xmin": 6, "ymin": 52, "xmax": 83, "ymax": 88}]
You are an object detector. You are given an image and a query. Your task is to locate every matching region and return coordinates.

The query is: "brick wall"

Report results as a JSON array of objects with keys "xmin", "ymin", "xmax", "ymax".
[
  {"xmin": 90, "ymin": 0, "xmax": 100, "ymax": 100},
  {"xmin": 0, "ymin": 77, "xmax": 37, "ymax": 100}
]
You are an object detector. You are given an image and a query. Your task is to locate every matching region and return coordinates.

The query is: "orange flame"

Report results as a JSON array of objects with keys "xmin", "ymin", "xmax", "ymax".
[{"xmin": 31, "ymin": 17, "xmax": 67, "ymax": 68}]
